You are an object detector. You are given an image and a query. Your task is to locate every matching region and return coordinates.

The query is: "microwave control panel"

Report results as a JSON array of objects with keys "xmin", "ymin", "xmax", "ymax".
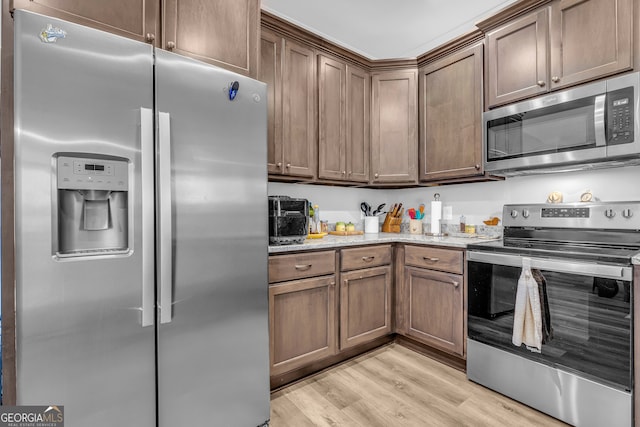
[{"xmin": 607, "ymin": 86, "xmax": 634, "ymax": 145}]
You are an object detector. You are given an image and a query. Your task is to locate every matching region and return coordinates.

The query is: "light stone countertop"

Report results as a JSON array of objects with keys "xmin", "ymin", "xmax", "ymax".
[{"xmin": 268, "ymin": 232, "xmax": 501, "ymax": 254}]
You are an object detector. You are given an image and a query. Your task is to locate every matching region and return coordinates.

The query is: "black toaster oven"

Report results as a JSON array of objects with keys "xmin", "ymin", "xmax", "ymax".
[{"xmin": 268, "ymin": 196, "xmax": 309, "ymax": 245}]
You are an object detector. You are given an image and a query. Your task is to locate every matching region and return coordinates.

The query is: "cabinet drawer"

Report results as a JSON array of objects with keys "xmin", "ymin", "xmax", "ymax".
[
  {"xmin": 404, "ymin": 245, "xmax": 463, "ymax": 274},
  {"xmin": 269, "ymin": 250, "xmax": 336, "ymax": 283},
  {"xmin": 340, "ymin": 245, "xmax": 392, "ymax": 271}
]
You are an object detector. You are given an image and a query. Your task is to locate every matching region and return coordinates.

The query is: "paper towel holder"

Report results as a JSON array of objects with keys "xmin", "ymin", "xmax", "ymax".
[{"xmin": 430, "ymin": 193, "xmax": 444, "ymax": 237}]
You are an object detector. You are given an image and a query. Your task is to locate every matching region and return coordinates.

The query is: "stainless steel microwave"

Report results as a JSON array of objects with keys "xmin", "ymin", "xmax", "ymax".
[{"xmin": 483, "ymin": 72, "xmax": 640, "ymax": 175}]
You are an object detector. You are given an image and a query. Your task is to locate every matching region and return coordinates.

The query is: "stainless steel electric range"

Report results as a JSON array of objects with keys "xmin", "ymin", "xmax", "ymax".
[{"xmin": 467, "ymin": 201, "xmax": 640, "ymax": 427}]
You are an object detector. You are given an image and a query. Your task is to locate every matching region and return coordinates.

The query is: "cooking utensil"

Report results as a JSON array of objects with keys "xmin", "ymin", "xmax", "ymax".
[
  {"xmin": 407, "ymin": 208, "xmax": 416, "ymax": 219},
  {"xmin": 372, "ymin": 203, "xmax": 386, "ymax": 215},
  {"xmin": 360, "ymin": 202, "xmax": 372, "ymax": 216},
  {"xmin": 418, "ymin": 204, "xmax": 425, "ymax": 219}
]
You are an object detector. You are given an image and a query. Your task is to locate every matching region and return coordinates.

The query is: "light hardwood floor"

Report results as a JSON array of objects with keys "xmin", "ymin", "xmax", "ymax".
[{"xmin": 270, "ymin": 343, "xmax": 568, "ymax": 426}]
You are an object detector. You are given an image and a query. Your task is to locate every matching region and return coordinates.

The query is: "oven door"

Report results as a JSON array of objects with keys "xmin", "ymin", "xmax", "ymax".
[{"xmin": 467, "ymin": 250, "xmax": 632, "ymax": 392}]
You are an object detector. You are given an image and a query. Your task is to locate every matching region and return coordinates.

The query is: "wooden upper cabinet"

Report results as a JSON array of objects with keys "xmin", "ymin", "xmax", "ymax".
[
  {"xmin": 318, "ymin": 56, "xmax": 370, "ymax": 183},
  {"xmin": 486, "ymin": 0, "xmax": 633, "ymax": 107},
  {"xmin": 486, "ymin": 8, "xmax": 549, "ymax": 107},
  {"xmin": 318, "ymin": 55, "xmax": 347, "ymax": 181},
  {"xmin": 371, "ymin": 70, "xmax": 418, "ymax": 184},
  {"xmin": 282, "ymin": 39, "xmax": 317, "ymax": 178},
  {"xmin": 162, "ymin": 0, "xmax": 259, "ymax": 77},
  {"xmin": 13, "ymin": 0, "xmax": 260, "ymax": 77},
  {"xmin": 419, "ymin": 43, "xmax": 484, "ymax": 182},
  {"xmin": 11, "ymin": 0, "xmax": 159, "ymax": 44},
  {"xmin": 549, "ymin": 0, "xmax": 632, "ymax": 90},
  {"xmin": 346, "ymin": 64, "xmax": 371, "ymax": 183},
  {"xmin": 260, "ymin": 30, "xmax": 284, "ymax": 175},
  {"xmin": 260, "ymin": 30, "xmax": 316, "ymax": 179}
]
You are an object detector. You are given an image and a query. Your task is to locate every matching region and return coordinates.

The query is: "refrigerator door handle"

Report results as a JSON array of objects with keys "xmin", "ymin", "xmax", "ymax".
[
  {"xmin": 141, "ymin": 107, "xmax": 155, "ymax": 327},
  {"xmin": 158, "ymin": 111, "xmax": 173, "ymax": 324}
]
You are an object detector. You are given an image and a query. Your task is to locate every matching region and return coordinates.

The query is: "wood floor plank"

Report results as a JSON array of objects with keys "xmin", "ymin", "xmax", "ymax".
[
  {"xmin": 270, "ymin": 343, "xmax": 569, "ymax": 426},
  {"xmin": 282, "ymin": 379, "xmax": 364, "ymax": 427}
]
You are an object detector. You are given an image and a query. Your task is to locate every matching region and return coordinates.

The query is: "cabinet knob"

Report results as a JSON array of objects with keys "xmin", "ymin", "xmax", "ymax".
[
  {"xmin": 276, "ymin": 162, "xmax": 282, "ymax": 168},
  {"xmin": 552, "ymin": 76, "xmax": 560, "ymax": 83},
  {"xmin": 374, "ymin": 173, "xmax": 379, "ymax": 179},
  {"xmin": 145, "ymin": 33, "xmax": 155, "ymax": 43},
  {"xmin": 167, "ymin": 41, "xmax": 176, "ymax": 50},
  {"xmin": 342, "ymin": 171, "xmax": 346, "ymax": 175},
  {"xmin": 286, "ymin": 163, "xmax": 291, "ymax": 169},
  {"xmin": 348, "ymin": 171, "xmax": 352, "ymax": 175},
  {"xmin": 537, "ymin": 80, "xmax": 546, "ymax": 87},
  {"xmin": 361, "ymin": 256, "xmax": 375, "ymax": 262},
  {"xmin": 475, "ymin": 164, "xmax": 480, "ymax": 170},
  {"xmin": 451, "ymin": 281, "xmax": 460, "ymax": 288}
]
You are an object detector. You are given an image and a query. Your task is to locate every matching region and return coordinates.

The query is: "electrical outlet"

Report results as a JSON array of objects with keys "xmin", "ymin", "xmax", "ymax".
[{"xmin": 443, "ymin": 205, "xmax": 453, "ymax": 220}]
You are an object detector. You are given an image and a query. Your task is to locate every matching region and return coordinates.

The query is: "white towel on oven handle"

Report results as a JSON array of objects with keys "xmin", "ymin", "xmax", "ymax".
[{"xmin": 512, "ymin": 257, "xmax": 543, "ymax": 353}]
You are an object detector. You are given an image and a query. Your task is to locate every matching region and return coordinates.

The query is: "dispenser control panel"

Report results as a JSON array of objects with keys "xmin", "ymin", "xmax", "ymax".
[{"xmin": 57, "ymin": 155, "xmax": 128, "ymax": 191}]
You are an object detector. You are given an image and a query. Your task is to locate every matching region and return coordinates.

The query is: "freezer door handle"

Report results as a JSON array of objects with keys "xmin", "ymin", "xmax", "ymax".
[
  {"xmin": 141, "ymin": 108, "xmax": 155, "ymax": 327},
  {"xmin": 158, "ymin": 111, "xmax": 173, "ymax": 324}
]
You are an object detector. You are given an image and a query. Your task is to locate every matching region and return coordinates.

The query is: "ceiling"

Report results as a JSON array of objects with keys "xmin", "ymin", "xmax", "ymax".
[{"xmin": 261, "ymin": 0, "xmax": 519, "ymax": 60}]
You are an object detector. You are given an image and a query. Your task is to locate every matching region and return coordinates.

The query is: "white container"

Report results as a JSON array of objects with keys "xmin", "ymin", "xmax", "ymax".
[
  {"xmin": 409, "ymin": 219, "xmax": 423, "ymax": 234},
  {"xmin": 364, "ymin": 216, "xmax": 379, "ymax": 233}
]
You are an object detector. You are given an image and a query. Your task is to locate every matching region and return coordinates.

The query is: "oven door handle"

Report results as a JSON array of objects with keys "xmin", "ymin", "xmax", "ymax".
[{"xmin": 467, "ymin": 251, "xmax": 632, "ymax": 281}]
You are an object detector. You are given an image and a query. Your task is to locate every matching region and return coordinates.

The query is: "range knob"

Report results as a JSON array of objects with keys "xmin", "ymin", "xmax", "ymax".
[
  {"xmin": 604, "ymin": 209, "xmax": 616, "ymax": 219},
  {"xmin": 622, "ymin": 208, "xmax": 633, "ymax": 218},
  {"xmin": 510, "ymin": 209, "xmax": 519, "ymax": 218},
  {"xmin": 522, "ymin": 209, "xmax": 530, "ymax": 218}
]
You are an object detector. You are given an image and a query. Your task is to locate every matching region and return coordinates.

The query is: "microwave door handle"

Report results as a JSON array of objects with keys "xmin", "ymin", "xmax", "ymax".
[
  {"xmin": 140, "ymin": 107, "xmax": 155, "ymax": 327},
  {"xmin": 158, "ymin": 111, "xmax": 173, "ymax": 324},
  {"xmin": 594, "ymin": 94, "xmax": 606, "ymax": 147}
]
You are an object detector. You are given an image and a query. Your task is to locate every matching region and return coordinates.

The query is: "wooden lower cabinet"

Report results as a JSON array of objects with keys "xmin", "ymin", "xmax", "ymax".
[
  {"xmin": 403, "ymin": 266, "xmax": 464, "ymax": 356},
  {"xmin": 269, "ymin": 275, "xmax": 337, "ymax": 376},
  {"xmin": 340, "ymin": 265, "xmax": 392, "ymax": 350}
]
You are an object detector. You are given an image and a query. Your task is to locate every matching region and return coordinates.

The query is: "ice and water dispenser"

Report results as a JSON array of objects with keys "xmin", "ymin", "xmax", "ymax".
[{"xmin": 55, "ymin": 154, "xmax": 130, "ymax": 256}]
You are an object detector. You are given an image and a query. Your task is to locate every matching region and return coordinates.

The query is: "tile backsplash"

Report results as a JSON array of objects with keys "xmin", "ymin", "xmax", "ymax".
[{"xmin": 268, "ymin": 165, "xmax": 640, "ymax": 232}]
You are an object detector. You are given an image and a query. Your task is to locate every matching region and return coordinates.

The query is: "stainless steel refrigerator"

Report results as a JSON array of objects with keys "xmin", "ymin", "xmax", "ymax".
[{"xmin": 13, "ymin": 10, "xmax": 270, "ymax": 426}]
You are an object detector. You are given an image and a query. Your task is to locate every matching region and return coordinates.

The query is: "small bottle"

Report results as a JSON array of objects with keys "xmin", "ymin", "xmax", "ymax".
[
  {"xmin": 459, "ymin": 215, "xmax": 466, "ymax": 233},
  {"xmin": 313, "ymin": 204, "xmax": 320, "ymax": 233}
]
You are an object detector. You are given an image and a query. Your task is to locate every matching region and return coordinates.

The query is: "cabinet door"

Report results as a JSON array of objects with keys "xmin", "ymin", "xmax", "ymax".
[
  {"xmin": 419, "ymin": 43, "xmax": 483, "ymax": 181},
  {"xmin": 371, "ymin": 70, "xmax": 418, "ymax": 183},
  {"xmin": 549, "ymin": 0, "xmax": 632, "ymax": 90},
  {"xmin": 13, "ymin": 0, "xmax": 159, "ymax": 44},
  {"xmin": 162, "ymin": 0, "xmax": 259, "ymax": 77},
  {"xmin": 269, "ymin": 275, "xmax": 337, "ymax": 376},
  {"xmin": 486, "ymin": 8, "xmax": 549, "ymax": 107},
  {"xmin": 346, "ymin": 64, "xmax": 371, "ymax": 183},
  {"xmin": 404, "ymin": 267, "xmax": 464, "ymax": 356},
  {"xmin": 282, "ymin": 39, "xmax": 317, "ymax": 178},
  {"xmin": 260, "ymin": 30, "xmax": 284, "ymax": 175},
  {"xmin": 340, "ymin": 266, "xmax": 392, "ymax": 350},
  {"xmin": 318, "ymin": 55, "xmax": 347, "ymax": 180}
]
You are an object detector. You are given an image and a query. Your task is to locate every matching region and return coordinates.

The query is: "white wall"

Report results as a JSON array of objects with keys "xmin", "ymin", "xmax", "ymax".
[{"xmin": 269, "ymin": 165, "xmax": 640, "ymax": 228}]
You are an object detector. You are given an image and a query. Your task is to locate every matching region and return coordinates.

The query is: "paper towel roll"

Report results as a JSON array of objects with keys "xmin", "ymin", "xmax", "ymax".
[{"xmin": 430, "ymin": 200, "xmax": 442, "ymax": 234}]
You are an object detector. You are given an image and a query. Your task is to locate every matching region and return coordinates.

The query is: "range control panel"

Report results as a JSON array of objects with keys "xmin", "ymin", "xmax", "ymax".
[
  {"xmin": 541, "ymin": 207, "xmax": 590, "ymax": 218},
  {"xmin": 504, "ymin": 202, "xmax": 640, "ymax": 230},
  {"xmin": 57, "ymin": 155, "xmax": 128, "ymax": 191}
]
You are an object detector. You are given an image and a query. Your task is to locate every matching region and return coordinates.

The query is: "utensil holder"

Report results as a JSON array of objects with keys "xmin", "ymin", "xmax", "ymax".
[
  {"xmin": 381, "ymin": 216, "xmax": 401, "ymax": 233},
  {"xmin": 409, "ymin": 219, "xmax": 423, "ymax": 234},
  {"xmin": 364, "ymin": 216, "xmax": 379, "ymax": 233}
]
